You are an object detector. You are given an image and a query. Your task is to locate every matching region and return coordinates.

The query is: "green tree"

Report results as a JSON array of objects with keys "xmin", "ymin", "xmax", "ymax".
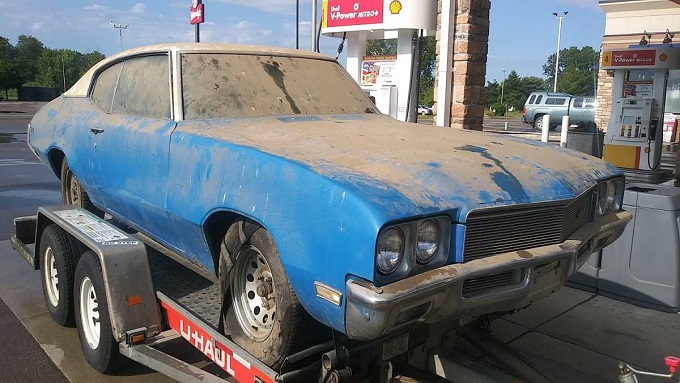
[
  {"xmin": 80, "ymin": 51, "xmax": 105, "ymax": 77},
  {"xmin": 36, "ymin": 49, "xmax": 85, "ymax": 90},
  {"xmin": 366, "ymin": 39, "xmax": 397, "ymax": 56},
  {"xmin": 365, "ymin": 36, "xmax": 436, "ymax": 106},
  {"xmin": 0, "ymin": 36, "xmax": 17, "ymax": 98},
  {"xmin": 543, "ymin": 46, "xmax": 598, "ymax": 95},
  {"xmin": 485, "ymin": 80, "xmax": 500, "ymax": 108},
  {"xmin": 14, "ymin": 35, "xmax": 45, "ymax": 86}
]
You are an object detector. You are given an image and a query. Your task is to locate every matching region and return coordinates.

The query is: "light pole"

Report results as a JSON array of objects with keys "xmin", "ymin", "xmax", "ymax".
[
  {"xmin": 110, "ymin": 21, "xmax": 129, "ymax": 52},
  {"xmin": 61, "ymin": 54, "xmax": 66, "ymax": 92},
  {"xmin": 552, "ymin": 12, "xmax": 568, "ymax": 92},
  {"xmin": 500, "ymin": 68, "xmax": 507, "ymax": 105}
]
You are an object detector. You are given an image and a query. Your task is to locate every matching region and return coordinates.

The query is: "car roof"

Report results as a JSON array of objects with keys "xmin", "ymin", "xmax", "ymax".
[{"xmin": 64, "ymin": 43, "xmax": 334, "ymax": 97}]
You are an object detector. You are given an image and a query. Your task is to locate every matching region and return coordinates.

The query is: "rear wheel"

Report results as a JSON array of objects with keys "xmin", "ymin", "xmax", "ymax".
[
  {"xmin": 75, "ymin": 251, "xmax": 122, "ymax": 373},
  {"xmin": 61, "ymin": 159, "xmax": 104, "ymax": 217},
  {"xmin": 533, "ymin": 115, "xmax": 545, "ymax": 131},
  {"xmin": 39, "ymin": 224, "xmax": 81, "ymax": 326},
  {"xmin": 219, "ymin": 218, "xmax": 312, "ymax": 369}
]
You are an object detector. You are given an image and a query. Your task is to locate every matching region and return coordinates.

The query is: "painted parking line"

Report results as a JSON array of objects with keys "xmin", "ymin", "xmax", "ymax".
[{"xmin": 0, "ymin": 159, "xmax": 42, "ymax": 167}]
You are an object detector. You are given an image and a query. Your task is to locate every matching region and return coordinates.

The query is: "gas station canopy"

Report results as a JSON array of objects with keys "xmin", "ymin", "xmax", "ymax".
[{"xmin": 321, "ymin": 0, "xmax": 437, "ymax": 38}]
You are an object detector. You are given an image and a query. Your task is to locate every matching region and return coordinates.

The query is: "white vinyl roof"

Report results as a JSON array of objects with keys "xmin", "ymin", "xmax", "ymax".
[{"xmin": 64, "ymin": 43, "xmax": 333, "ymax": 97}]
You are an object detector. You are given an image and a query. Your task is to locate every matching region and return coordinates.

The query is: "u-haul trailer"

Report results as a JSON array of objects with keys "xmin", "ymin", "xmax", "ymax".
[{"xmin": 11, "ymin": 206, "xmax": 546, "ymax": 383}]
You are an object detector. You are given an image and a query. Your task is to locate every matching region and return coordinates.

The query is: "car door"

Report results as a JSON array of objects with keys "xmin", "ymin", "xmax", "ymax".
[
  {"xmin": 571, "ymin": 97, "xmax": 584, "ymax": 124},
  {"xmin": 89, "ymin": 54, "xmax": 177, "ymax": 239}
]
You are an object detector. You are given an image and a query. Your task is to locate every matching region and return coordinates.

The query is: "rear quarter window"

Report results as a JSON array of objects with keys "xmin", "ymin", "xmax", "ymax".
[
  {"xmin": 535, "ymin": 95, "xmax": 543, "ymax": 104},
  {"xmin": 528, "ymin": 95, "xmax": 536, "ymax": 104}
]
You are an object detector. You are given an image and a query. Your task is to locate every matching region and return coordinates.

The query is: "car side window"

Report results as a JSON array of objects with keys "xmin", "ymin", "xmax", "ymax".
[
  {"xmin": 545, "ymin": 98, "xmax": 567, "ymax": 105},
  {"xmin": 111, "ymin": 55, "xmax": 171, "ymax": 119},
  {"xmin": 584, "ymin": 98, "xmax": 595, "ymax": 108},
  {"xmin": 536, "ymin": 95, "xmax": 543, "ymax": 104},
  {"xmin": 91, "ymin": 62, "xmax": 124, "ymax": 113},
  {"xmin": 528, "ymin": 95, "xmax": 536, "ymax": 104},
  {"xmin": 573, "ymin": 98, "xmax": 583, "ymax": 108}
]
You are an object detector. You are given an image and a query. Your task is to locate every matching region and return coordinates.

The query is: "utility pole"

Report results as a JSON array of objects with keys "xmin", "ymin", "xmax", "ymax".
[
  {"xmin": 500, "ymin": 68, "xmax": 507, "ymax": 105},
  {"xmin": 552, "ymin": 12, "xmax": 568, "ymax": 92},
  {"xmin": 312, "ymin": 0, "xmax": 317, "ymax": 51},
  {"xmin": 110, "ymin": 21, "xmax": 129, "ymax": 52}
]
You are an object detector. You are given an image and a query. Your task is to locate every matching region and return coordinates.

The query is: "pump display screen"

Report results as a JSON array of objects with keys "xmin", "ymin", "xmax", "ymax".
[{"xmin": 622, "ymin": 116, "xmax": 636, "ymax": 125}]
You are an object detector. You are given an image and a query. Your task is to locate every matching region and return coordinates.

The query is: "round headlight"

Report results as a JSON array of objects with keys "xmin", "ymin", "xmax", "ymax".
[
  {"xmin": 596, "ymin": 182, "xmax": 608, "ymax": 216},
  {"xmin": 376, "ymin": 227, "xmax": 405, "ymax": 274},
  {"xmin": 416, "ymin": 219, "xmax": 440, "ymax": 264}
]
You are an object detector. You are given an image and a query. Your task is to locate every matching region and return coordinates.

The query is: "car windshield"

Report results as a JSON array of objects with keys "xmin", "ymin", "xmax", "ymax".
[{"xmin": 181, "ymin": 53, "xmax": 377, "ymax": 119}]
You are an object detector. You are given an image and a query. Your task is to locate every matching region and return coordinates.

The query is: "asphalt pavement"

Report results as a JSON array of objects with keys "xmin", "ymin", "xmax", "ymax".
[{"xmin": 0, "ymin": 101, "xmax": 67, "ymax": 383}]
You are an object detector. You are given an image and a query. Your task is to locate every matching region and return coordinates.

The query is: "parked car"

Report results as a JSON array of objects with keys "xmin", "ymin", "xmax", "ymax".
[
  {"xmin": 418, "ymin": 105, "xmax": 433, "ymax": 115},
  {"xmin": 28, "ymin": 43, "xmax": 631, "ymax": 370},
  {"xmin": 522, "ymin": 92, "xmax": 597, "ymax": 131}
]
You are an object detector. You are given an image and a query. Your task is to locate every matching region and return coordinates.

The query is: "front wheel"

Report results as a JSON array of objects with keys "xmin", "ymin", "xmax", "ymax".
[
  {"xmin": 75, "ymin": 251, "xmax": 122, "ymax": 373},
  {"xmin": 219, "ymin": 219, "xmax": 312, "ymax": 369}
]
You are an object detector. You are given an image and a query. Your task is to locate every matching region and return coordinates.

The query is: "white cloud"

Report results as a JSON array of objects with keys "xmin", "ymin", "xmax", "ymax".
[
  {"xmin": 30, "ymin": 22, "xmax": 44, "ymax": 33},
  {"xmin": 131, "ymin": 3, "xmax": 147, "ymax": 14},
  {"xmin": 84, "ymin": 4, "xmax": 108, "ymax": 11}
]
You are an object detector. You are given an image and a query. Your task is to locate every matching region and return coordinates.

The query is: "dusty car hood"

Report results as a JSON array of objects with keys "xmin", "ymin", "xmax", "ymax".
[{"xmin": 196, "ymin": 114, "xmax": 620, "ymax": 216}]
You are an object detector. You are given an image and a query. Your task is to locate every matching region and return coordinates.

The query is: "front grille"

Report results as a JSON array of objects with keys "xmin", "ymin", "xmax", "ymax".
[
  {"xmin": 463, "ymin": 191, "xmax": 592, "ymax": 262},
  {"xmin": 462, "ymin": 270, "xmax": 519, "ymax": 297}
]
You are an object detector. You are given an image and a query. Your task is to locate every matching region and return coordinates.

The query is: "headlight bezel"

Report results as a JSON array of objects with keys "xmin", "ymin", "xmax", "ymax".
[
  {"xmin": 374, "ymin": 216, "xmax": 451, "ymax": 285},
  {"xmin": 594, "ymin": 177, "xmax": 625, "ymax": 217}
]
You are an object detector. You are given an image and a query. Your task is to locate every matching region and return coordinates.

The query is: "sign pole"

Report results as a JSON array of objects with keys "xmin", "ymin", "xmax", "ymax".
[{"xmin": 190, "ymin": 0, "xmax": 204, "ymax": 43}]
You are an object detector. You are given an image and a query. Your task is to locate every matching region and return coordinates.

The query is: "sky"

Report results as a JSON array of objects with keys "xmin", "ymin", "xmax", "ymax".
[{"xmin": 0, "ymin": 0, "xmax": 606, "ymax": 84}]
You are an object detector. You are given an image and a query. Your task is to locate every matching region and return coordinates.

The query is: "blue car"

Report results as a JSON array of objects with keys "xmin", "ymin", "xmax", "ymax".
[{"xmin": 29, "ymin": 43, "xmax": 631, "ymax": 369}]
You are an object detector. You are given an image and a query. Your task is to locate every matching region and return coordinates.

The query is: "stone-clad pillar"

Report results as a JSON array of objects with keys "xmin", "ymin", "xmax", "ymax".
[{"xmin": 435, "ymin": 0, "xmax": 490, "ymax": 130}]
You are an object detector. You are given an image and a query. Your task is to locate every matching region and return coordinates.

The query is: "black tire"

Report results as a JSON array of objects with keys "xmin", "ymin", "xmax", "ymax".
[
  {"xmin": 74, "ymin": 251, "xmax": 122, "ymax": 373},
  {"xmin": 218, "ymin": 218, "xmax": 312, "ymax": 370},
  {"xmin": 61, "ymin": 159, "xmax": 104, "ymax": 217},
  {"xmin": 39, "ymin": 224, "xmax": 81, "ymax": 326},
  {"xmin": 533, "ymin": 115, "xmax": 545, "ymax": 131},
  {"xmin": 549, "ymin": 124, "xmax": 558, "ymax": 131}
]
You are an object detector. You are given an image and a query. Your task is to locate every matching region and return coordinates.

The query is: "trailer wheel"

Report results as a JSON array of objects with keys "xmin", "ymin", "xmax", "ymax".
[
  {"xmin": 75, "ymin": 250, "xmax": 122, "ymax": 373},
  {"xmin": 219, "ymin": 219, "xmax": 311, "ymax": 370},
  {"xmin": 61, "ymin": 159, "xmax": 104, "ymax": 217},
  {"xmin": 39, "ymin": 224, "xmax": 80, "ymax": 326}
]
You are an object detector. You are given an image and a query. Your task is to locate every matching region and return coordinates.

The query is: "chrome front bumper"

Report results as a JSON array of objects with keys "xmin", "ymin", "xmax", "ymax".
[{"xmin": 345, "ymin": 211, "xmax": 632, "ymax": 341}]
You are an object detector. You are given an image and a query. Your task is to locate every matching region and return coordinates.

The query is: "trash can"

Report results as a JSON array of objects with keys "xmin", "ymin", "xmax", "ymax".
[
  {"xmin": 597, "ymin": 183, "xmax": 680, "ymax": 312},
  {"xmin": 566, "ymin": 130, "xmax": 605, "ymax": 158}
]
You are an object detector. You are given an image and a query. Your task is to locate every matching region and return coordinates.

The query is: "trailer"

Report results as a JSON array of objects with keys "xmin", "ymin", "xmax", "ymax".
[{"xmin": 11, "ymin": 206, "xmax": 552, "ymax": 383}]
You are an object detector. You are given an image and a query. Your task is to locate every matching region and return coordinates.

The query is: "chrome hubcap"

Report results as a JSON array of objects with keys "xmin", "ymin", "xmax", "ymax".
[{"xmin": 230, "ymin": 246, "xmax": 276, "ymax": 341}]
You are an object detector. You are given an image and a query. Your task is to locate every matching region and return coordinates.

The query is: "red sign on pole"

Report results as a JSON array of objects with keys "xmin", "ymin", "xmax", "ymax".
[
  {"xmin": 190, "ymin": 0, "xmax": 204, "ymax": 24},
  {"xmin": 609, "ymin": 50, "xmax": 656, "ymax": 67},
  {"xmin": 326, "ymin": 0, "xmax": 384, "ymax": 28}
]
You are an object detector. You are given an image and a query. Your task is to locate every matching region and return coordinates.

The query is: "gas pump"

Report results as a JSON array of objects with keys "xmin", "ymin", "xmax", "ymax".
[{"xmin": 601, "ymin": 47, "xmax": 680, "ymax": 171}]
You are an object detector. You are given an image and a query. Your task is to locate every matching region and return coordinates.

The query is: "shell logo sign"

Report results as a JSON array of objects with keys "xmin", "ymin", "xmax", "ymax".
[{"xmin": 389, "ymin": 0, "xmax": 402, "ymax": 14}]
